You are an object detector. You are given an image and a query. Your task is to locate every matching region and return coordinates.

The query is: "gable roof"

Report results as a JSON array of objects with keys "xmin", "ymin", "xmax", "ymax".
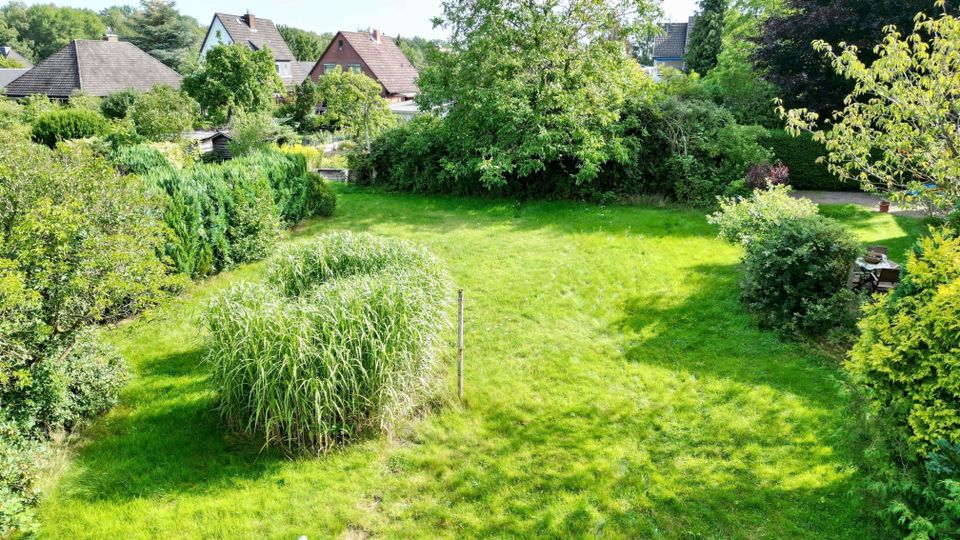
[
  {"xmin": 0, "ymin": 68, "xmax": 30, "ymax": 88},
  {"xmin": 325, "ymin": 31, "xmax": 419, "ymax": 95},
  {"xmin": 210, "ymin": 13, "xmax": 295, "ymax": 61},
  {"xmin": 0, "ymin": 46, "xmax": 32, "ymax": 68},
  {"xmin": 5, "ymin": 39, "xmax": 182, "ymax": 98},
  {"xmin": 653, "ymin": 23, "xmax": 689, "ymax": 59}
]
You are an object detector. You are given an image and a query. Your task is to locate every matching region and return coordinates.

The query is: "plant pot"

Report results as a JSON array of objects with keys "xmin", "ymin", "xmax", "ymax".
[{"xmin": 879, "ymin": 200, "xmax": 890, "ymax": 213}]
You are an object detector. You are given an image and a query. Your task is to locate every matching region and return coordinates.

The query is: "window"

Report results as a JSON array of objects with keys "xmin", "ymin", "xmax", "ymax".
[
  {"xmin": 323, "ymin": 63, "xmax": 338, "ymax": 74},
  {"xmin": 347, "ymin": 64, "xmax": 361, "ymax": 74},
  {"xmin": 338, "ymin": 39, "xmax": 344, "ymax": 51},
  {"xmin": 276, "ymin": 61, "xmax": 291, "ymax": 77}
]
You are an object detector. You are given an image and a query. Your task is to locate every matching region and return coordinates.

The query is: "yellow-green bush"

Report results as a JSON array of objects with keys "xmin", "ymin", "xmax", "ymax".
[{"xmin": 848, "ymin": 228, "xmax": 960, "ymax": 536}]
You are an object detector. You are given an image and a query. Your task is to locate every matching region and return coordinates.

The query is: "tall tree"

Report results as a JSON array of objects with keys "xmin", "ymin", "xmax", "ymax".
[
  {"xmin": 418, "ymin": 0, "xmax": 660, "ymax": 190},
  {"xmin": 754, "ymin": 0, "xmax": 954, "ymax": 115},
  {"xmin": 0, "ymin": 2, "xmax": 105, "ymax": 62},
  {"xmin": 685, "ymin": 0, "xmax": 727, "ymax": 75},
  {"xmin": 277, "ymin": 25, "xmax": 332, "ymax": 62},
  {"xmin": 98, "ymin": 5, "xmax": 137, "ymax": 39},
  {"xmin": 318, "ymin": 68, "xmax": 395, "ymax": 149},
  {"xmin": 182, "ymin": 43, "xmax": 282, "ymax": 125},
  {"xmin": 128, "ymin": 0, "xmax": 202, "ymax": 72}
]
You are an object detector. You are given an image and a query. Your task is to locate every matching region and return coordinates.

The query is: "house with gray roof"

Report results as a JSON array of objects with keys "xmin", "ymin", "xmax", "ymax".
[
  {"xmin": 199, "ymin": 12, "xmax": 307, "ymax": 87},
  {"xmin": 652, "ymin": 17, "xmax": 696, "ymax": 73},
  {"xmin": 4, "ymin": 34, "xmax": 182, "ymax": 99},
  {"xmin": 1, "ymin": 46, "xmax": 32, "ymax": 68}
]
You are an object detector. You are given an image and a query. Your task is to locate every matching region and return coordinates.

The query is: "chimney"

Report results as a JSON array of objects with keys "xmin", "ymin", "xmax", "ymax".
[
  {"xmin": 371, "ymin": 29, "xmax": 381, "ymax": 44},
  {"xmin": 103, "ymin": 28, "xmax": 118, "ymax": 42},
  {"xmin": 243, "ymin": 11, "xmax": 256, "ymax": 30}
]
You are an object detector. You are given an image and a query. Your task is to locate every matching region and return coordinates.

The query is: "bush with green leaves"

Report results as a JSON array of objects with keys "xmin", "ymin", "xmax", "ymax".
[
  {"xmin": 30, "ymin": 108, "xmax": 107, "ymax": 147},
  {"xmin": 305, "ymin": 172, "xmax": 337, "ymax": 218},
  {"xmin": 129, "ymin": 84, "xmax": 197, "ymax": 141},
  {"xmin": 100, "ymin": 89, "xmax": 140, "ymax": 120},
  {"xmin": 205, "ymin": 232, "xmax": 451, "ymax": 452},
  {"xmin": 110, "ymin": 143, "xmax": 173, "ymax": 175},
  {"xmin": 0, "ymin": 418, "xmax": 44, "ymax": 537},
  {"xmin": 0, "ymin": 139, "xmax": 171, "ymax": 536},
  {"xmin": 847, "ymin": 228, "xmax": 960, "ymax": 536},
  {"xmin": 709, "ymin": 185, "xmax": 819, "ymax": 245},
  {"xmin": 760, "ymin": 130, "xmax": 857, "ymax": 191},
  {"xmin": 740, "ymin": 215, "xmax": 862, "ymax": 336}
]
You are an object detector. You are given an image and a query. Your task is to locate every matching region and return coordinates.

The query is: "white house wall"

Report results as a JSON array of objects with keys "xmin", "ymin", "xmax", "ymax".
[{"xmin": 200, "ymin": 17, "xmax": 233, "ymax": 57}]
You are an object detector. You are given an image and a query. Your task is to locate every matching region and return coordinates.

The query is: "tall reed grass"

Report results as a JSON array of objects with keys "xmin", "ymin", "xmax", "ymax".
[{"xmin": 204, "ymin": 232, "xmax": 451, "ymax": 453}]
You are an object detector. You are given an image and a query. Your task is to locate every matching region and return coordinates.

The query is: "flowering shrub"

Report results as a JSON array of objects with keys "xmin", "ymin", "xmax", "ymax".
[{"xmin": 746, "ymin": 162, "xmax": 790, "ymax": 190}]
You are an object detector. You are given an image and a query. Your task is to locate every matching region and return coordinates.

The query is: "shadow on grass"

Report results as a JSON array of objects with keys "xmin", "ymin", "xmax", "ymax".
[
  {"xmin": 294, "ymin": 185, "xmax": 718, "ymax": 241},
  {"xmin": 62, "ymin": 348, "xmax": 286, "ymax": 503}
]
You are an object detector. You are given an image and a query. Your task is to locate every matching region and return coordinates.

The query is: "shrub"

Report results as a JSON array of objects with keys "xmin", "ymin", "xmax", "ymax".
[
  {"xmin": 205, "ymin": 232, "xmax": 451, "ymax": 452},
  {"xmin": 709, "ymin": 185, "xmax": 819, "ymax": 245},
  {"xmin": 305, "ymin": 172, "xmax": 337, "ymax": 217},
  {"xmin": 740, "ymin": 215, "xmax": 862, "ymax": 335},
  {"xmin": 129, "ymin": 85, "xmax": 196, "ymax": 141},
  {"xmin": 110, "ymin": 143, "xmax": 172, "ymax": 175},
  {"xmin": 101, "ymin": 89, "xmax": 140, "ymax": 120},
  {"xmin": 761, "ymin": 130, "xmax": 858, "ymax": 191},
  {"xmin": 0, "ymin": 419, "xmax": 43, "ymax": 537},
  {"xmin": 745, "ymin": 162, "xmax": 790, "ymax": 190},
  {"xmin": 847, "ymin": 229, "xmax": 960, "ymax": 536},
  {"xmin": 31, "ymin": 108, "xmax": 107, "ymax": 147}
]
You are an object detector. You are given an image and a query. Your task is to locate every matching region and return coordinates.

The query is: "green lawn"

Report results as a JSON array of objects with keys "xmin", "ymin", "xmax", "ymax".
[{"xmin": 37, "ymin": 188, "xmax": 927, "ymax": 539}]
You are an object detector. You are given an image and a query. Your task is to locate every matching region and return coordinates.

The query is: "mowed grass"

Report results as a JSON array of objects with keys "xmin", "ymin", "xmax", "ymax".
[{"xmin": 37, "ymin": 187, "xmax": 927, "ymax": 539}]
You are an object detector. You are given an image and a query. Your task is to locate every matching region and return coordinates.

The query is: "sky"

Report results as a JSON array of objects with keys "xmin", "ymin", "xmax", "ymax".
[{"xmin": 11, "ymin": 0, "xmax": 700, "ymax": 40}]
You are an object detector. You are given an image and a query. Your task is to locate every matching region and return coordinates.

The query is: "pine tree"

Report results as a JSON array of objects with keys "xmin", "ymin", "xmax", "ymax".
[
  {"xmin": 685, "ymin": 0, "xmax": 726, "ymax": 75},
  {"xmin": 129, "ymin": 0, "xmax": 201, "ymax": 72}
]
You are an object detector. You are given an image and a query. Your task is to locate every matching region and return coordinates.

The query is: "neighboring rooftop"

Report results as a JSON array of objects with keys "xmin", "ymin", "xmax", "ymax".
[
  {"xmin": 5, "ymin": 36, "xmax": 182, "ymax": 98},
  {"xmin": 323, "ymin": 30, "xmax": 419, "ymax": 96},
  {"xmin": 653, "ymin": 21, "xmax": 691, "ymax": 60},
  {"xmin": 0, "ymin": 46, "xmax": 32, "ymax": 68},
  {"xmin": 201, "ymin": 13, "xmax": 307, "ymax": 84},
  {"xmin": 0, "ymin": 68, "xmax": 30, "ymax": 89}
]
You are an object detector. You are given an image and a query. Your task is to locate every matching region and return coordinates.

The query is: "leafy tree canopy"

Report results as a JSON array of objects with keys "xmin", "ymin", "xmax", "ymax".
[
  {"xmin": 418, "ymin": 0, "xmax": 660, "ymax": 190},
  {"xmin": 318, "ymin": 68, "xmax": 395, "ymax": 148},
  {"xmin": 0, "ymin": 2, "xmax": 105, "ymax": 62},
  {"xmin": 127, "ymin": 0, "xmax": 203, "ymax": 73},
  {"xmin": 130, "ymin": 84, "xmax": 197, "ymax": 140},
  {"xmin": 182, "ymin": 43, "xmax": 283, "ymax": 126},
  {"xmin": 754, "ymin": 0, "xmax": 955, "ymax": 115},
  {"xmin": 780, "ymin": 3, "xmax": 960, "ymax": 213},
  {"xmin": 686, "ymin": 0, "xmax": 727, "ymax": 75},
  {"xmin": 277, "ymin": 25, "xmax": 332, "ymax": 62}
]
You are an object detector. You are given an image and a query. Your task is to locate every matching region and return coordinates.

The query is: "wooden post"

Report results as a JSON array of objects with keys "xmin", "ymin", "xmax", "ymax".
[{"xmin": 457, "ymin": 289, "xmax": 464, "ymax": 400}]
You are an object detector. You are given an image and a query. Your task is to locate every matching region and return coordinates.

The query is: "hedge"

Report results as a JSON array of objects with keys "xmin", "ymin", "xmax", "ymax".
[
  {"xmin": 761, "ymin": 130, "xmax": 860, "ymax": 192},
  {"xmin": 31, "ymin": 108, "xmax": 108, "ymax": 148}
]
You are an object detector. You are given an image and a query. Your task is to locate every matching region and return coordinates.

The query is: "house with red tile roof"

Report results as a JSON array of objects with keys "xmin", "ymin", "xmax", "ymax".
[{"xmin": 309, "ymin": 30, "xmax": 419, "ymax": 103}]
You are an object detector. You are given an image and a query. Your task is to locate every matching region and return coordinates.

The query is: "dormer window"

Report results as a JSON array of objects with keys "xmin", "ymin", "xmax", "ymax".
[{"xmin": 276, "ymin": 61, "xmax": 291, "ymax": 78}]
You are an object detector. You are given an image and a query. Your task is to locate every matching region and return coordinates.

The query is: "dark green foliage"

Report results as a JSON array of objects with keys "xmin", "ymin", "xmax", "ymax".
[
  {"xmin": 277, "ymin": 25, "xmax": 332, "ymax": 62},
  {"xmin": 146, "ymin": 150, "xmax": 333, "ymax": 278},
  {"xmin": 847, "ymin": 229, "xmax": 960, "ymax": 536},
  {"xmin": 353, "ymin": 115, "xmax": 457, "ymax": 193},
  {"xmin": 0, "ymin": 2, "xmax": 104, "ymax": 62},
  {"xmin": 0, "ymin": 419, "xmax": 43, "ymax": 536},
  {"xmin": 753, "ymin": 0, "xmax": 953, "ymax": 115},
  {"xmin": 205, "ymin": 232, "xmax": 451, "ymax": 452},
  {"xmin": 100, "ymin": 89, "xmax": 139, "ymax": 120},
  {"xmin": 740, "ymin": 215, "xmax": 862, "ymax": 335},
  {"xmin": 685, "ymin": 0, "xmax": 726, "ymax": 75},
  {"xmin": 30, "ymin": 108, "xmax": 107, "ymax": 147},
  {"xmin": 127, "ymin": 0, "xmax": 203, "ymax": 72},
  {"xmin": 305, "ymin": 172, "xmax": 337, "ymax": 217},
  {"xmin": 109, "ymin": 143, "xmax": 172, "ymax": 175},
  {"xmin": 761, "ymin": 130, "xmax": 859, "ymax": 191}
]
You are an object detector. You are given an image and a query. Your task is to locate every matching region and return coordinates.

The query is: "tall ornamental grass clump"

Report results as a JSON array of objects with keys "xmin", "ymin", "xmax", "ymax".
[{"xmin": 205, "ymin": 232, "xmax": 451, "ymax": 452}]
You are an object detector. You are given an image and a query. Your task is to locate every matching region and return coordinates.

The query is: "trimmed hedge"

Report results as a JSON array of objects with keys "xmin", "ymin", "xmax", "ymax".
[
  {"xmin": 31, "ymin": 108, "xmax": 108, "ymax": 148},
  {"xmin": 761, "ymin": 130, "xmax": 860, "ymax": 192},
  {"xmin": 205, "ymin": 232, "xmax": 451, "ymax": 452},
  {"xmin": 145, "ymin": 150, "xmax": 336, "ymax": 278}
]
